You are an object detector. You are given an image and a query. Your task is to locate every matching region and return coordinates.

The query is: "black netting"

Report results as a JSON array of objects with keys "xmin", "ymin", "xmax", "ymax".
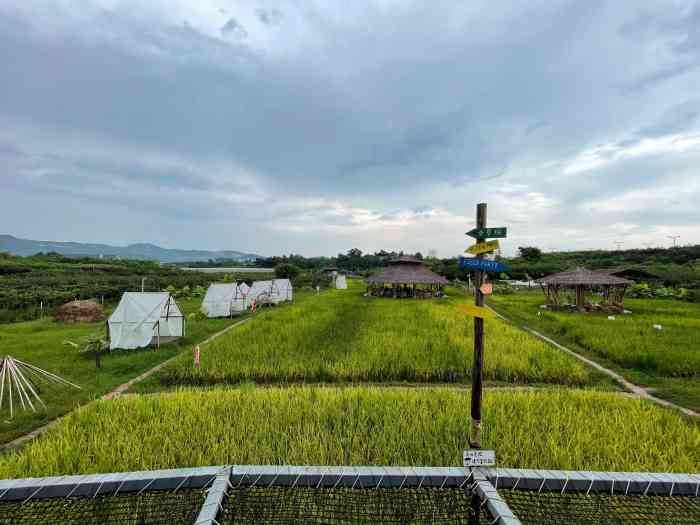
[
  {"xmin": 219, "ymin": 486, "xmax": 493, "ymax": 524},
  {"xmin": 0, "ymin": 489, "xmax": 206, "ymax": 525},
  {"xmin": 500, "ymin": 489, "xmax": 700, "ymax": 524}
]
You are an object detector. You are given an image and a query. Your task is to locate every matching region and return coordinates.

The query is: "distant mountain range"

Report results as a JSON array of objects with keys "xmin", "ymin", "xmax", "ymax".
[{"xmin": 0, "ymin": 235, "xmax": 261, "ymax": 263}]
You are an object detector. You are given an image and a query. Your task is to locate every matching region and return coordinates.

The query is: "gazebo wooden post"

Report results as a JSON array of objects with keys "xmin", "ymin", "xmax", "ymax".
[{"xmin": 575, "ymin": 285, "xmax": 585, "ymax": 311}]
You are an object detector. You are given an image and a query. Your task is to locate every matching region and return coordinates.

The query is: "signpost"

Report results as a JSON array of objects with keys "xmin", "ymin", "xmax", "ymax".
[
  {"xmin": 458, "ymin": 303, "xmax": 494, "ymax": 319},
  {"xmin": 465, "ymin": 239, "xmax": 500, "ymax": 255},
  {"xmin": 462, "ymin": 204, "xmax": 507, "ymax": 455},
  {"xmin": 458, "ymin": 257, "xmax": 508, "ymax": 273},
  {"xmin": 469, "ymin": 204, "xmax": 488, "ymax": 452},
  {"xmin": 465, "ymin": 227, "xmax": 507, "ymax": 239}
]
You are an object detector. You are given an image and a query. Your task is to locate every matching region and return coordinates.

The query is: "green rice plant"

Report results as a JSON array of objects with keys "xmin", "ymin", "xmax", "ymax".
[
  {"xmin": 0, "ymin": 386, "xmax": 697, "ymax": 478},
  {"xmin": 488, "ymin": 291, "xmax": 700, "ymax": 412},
  {"xmin": 0, "ymin": 298, "xmax": 244, "ymax": 445},
  {"xmin": 160, "ymin": 281, "xmax": 601, "ymax": 387},
  {"xmin": 489, "ymin": 292, "xmax": 700, "ymax": 377}
]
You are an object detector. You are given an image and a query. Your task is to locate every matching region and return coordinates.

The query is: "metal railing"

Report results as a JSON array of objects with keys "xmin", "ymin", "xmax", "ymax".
[{"xmin": 1, "ymin": 465, "xmax": 698, "ymax": 524}]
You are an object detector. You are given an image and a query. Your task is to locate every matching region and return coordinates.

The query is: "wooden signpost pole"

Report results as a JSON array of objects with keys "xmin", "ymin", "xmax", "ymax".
[
  {"xmin": 470, "ymin": 202, "xmax": 487, "ymax": 449},
  {"xmin": 461, "ymin": 204, "xmax": 506, "ymax": 525}
]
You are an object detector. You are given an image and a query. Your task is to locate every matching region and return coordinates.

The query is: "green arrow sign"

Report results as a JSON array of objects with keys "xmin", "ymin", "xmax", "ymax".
[{"xmin": 466, "ymin": 227, "xmax": 507, "ymax": 239}]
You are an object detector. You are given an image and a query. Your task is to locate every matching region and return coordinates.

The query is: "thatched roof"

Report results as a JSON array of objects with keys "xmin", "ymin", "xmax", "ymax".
[
  {"xmin": 365, "ymin": 258, "xmax": 448, "ymax": 285},
  {"xmin": 54, "ymin": 300, "xmax": 105, "ymax": 323},
  {"xmin": 538, "ymin": 267, "xmax": 633, "ymax": 287}
]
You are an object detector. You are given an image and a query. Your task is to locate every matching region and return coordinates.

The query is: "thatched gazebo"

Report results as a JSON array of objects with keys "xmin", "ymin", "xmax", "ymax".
[
  {"xmin": 365, "ymin": 256, "xmax": 448, "ymax": 298},
  {"xmin": 53, "ymin": 300, "xmax": 106, "ymax": 323},
  {"xmin": 538, "ymin": 267, "xmax": 633, "ymax": 312}
]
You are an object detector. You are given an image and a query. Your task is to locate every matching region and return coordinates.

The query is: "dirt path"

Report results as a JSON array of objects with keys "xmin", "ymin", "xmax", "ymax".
[
  {"xmin": 101, "ymin": 317, "xmax": 251, "ymax": 401},
  {"xmin": 488, "ymin": 306, "xmax": 699, "ymax": 419},
  {"xmin": 1, "ymin": 317, "xmax": 252, "ymax": 453}
]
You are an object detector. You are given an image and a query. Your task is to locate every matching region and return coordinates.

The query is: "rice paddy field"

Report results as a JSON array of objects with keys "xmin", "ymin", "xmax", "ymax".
[
  {"xmin": 488, "ymin": 291, "xmax": 700, "ymax": 411},
  {"xmin": 0, "ymin": 386, "xmax": 697, "ymax": 478},
  {"xmin": 1, "ymin": 279, "xmax": 698, "ymax": 480},
  {"xmin": 0, "ymin": 298, "xmax": 243, "ymax": 444},
  {"xmin": 154, "ymin": 280, "xmax": 606, "ymax": 388}
]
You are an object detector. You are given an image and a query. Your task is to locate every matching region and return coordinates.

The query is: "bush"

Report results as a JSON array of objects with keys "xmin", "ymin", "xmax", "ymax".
[
  {"xmin": 627, "ymin": 283, "xmax": 653, "ymax": 298},
  {"xmin": 493, "ymin": 283, "xmax": 516, "ymax": 295},
  {"xmin": 274, "ymin": 263, "xmax": 301, "ymax": 280}
]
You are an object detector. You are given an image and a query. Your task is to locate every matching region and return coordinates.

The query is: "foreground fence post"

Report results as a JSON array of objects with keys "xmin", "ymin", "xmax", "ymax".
[{"xmin": 194, "ymin": 466, "xmax": 232, "ymax": 525}]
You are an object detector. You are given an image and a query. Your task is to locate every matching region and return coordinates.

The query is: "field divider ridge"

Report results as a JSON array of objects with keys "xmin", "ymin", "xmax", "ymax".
[
  {"xmin": 0, "ymin": 317, "xmax": 252, "ymax": 453},
  {"xmin": 486, "ymin": 305, "xmax": 699, "ymax": 419},
  {"xmin": 102, "ymin": 317, "xmax": 252, "ymax": 401}
]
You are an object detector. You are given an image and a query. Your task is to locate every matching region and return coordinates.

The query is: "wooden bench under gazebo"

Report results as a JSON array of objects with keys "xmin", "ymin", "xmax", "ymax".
[
  {"xmin": 365, "ymin": 256, "xmax": 448, "ymax": 298},
  {"xmin": 538, "ymin": 267, "xmax": 633, "ymax": 312}
]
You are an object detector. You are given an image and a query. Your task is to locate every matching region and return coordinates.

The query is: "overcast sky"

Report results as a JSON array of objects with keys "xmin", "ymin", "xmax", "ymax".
[{"xmin": 1, "ymin": 1, "xmax": 699, "ymax": 257}]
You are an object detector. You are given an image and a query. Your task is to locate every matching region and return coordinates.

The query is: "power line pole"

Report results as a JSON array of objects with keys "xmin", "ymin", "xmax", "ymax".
[
  {"xmin": 141, "ymin": 277, "xmax": 146, "ymax": 292},
  {"xmin": 668, "ymin": 235, "xmax": 680, "ymax": 248}
]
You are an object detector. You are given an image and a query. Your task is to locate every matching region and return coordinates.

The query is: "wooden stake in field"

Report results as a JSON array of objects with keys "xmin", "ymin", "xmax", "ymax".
[{"xmin": 0, "ymin": 356, "xmax": 81, "ymax": 419}]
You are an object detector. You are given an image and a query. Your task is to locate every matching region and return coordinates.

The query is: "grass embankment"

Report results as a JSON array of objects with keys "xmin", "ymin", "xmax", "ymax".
[
  {"xmin": 0, "ymin": 298, "xmax": 243, "ymax": 445},
  {"xmin": 488, "ymin": 292, "xmax": 700, "ymax": 412},
  {"xmin": 1, "ymin": 386, "xmax": 697, "ymax": 478},
  {"xmin": 151, "ymin": 281, "xmax": 609, "ymax": 388}
]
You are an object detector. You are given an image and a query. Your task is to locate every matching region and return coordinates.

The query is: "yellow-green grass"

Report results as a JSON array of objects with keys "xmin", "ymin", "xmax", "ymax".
[
  {"xmin": 488, "ymin": 291, "xmax": 700, "ymax": 411},
  {"xmin": 159, "ymin": 281, "xmax": 606, "ymax": 387},
  {"xmin": 0, "ymin": 298, "xmax": 242, "ymax": 445},
  {"xmin": 0, "ymin": 386, "xmax": 697, "ymax": 478}
]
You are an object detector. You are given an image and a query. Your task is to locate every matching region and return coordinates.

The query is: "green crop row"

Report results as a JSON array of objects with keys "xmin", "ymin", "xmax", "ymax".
[
  {"xmin": 158, "ymin": 281, "xmax": 601, "ymax": 387},
  {"xmin": 1, "ymin": 386, "xmax": 697, "ymax": 478},
  {"xmin": 489, "ymin": 292, "xmax": 700, "ymax": 377}
]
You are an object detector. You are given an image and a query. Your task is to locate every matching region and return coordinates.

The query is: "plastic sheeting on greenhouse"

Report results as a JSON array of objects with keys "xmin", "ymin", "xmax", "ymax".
[
  {"xmin": 335, "ymin": 274, "xmax": 347, "ymax": 289},
  {"xmin": 271, "ymin": 279, "xmax": 293, "ymax": 303},
  {"xmin": 247, "ymin": 280, "xmax": 275, "ymax": 305},
  {"xmin": 201, "ymin": 283, "xmax": 247, "ymax": 318},
  {"xmin": 238, "ymin": 282, "xmax": 250, "ymax": 298},
  {"xmin": 247, "ymin": 279, "xmax": 293, "ymax": 306},
  {"xmin": 108, "ymin": 292, "xmax": 184, "ymax": 350}
]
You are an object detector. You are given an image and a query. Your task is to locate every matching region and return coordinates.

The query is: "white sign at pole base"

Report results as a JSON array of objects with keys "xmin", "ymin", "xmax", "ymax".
[{"xmin": 463, "ymin": 449, "xmax": 496, "ymax": 467}]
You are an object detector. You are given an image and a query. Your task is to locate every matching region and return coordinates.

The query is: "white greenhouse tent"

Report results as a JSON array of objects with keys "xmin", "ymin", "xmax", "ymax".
[
  {"xmin": 108, "ymin": 292, "xmax": 185, "ymax": 350},
  {"xmin": 247, "ymin": 280, "xmax": 275, "ymax": 306},
  {"xmin": 335, "ymin": 274, "xmax": 348, "ymax": 289},
  {"xmin": 247, "ymin": 279, "xmax": 293, "ymax": 306},
  {"xmin": 201, "ymin": 283, "xmax": 248, "ymax": 318},
  {"xmin": 271, "ymin": 279, "xmax": 293, "ymax": 303},
  {"xmin": 238, "ymin": 282, "xmax": 250, "ymax": 298}
]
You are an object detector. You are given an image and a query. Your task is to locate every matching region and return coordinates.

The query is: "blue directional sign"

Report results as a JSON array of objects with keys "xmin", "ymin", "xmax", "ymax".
[{"xmin": 459, "ymin": 257, "xmax": 508, "ymax": 273}]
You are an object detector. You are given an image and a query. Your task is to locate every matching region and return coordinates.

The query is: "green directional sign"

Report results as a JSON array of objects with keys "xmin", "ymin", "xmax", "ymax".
[{"xmin": 466, "ymin": 227, "xmax": 507, "ymax": 239}]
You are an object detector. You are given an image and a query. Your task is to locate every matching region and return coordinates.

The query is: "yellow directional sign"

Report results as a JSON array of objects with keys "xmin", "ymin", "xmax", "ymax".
[
  {"xmin": 458, "ymin": 303, "xmax": 495, "ymax": 319},
  {"xmin": 465, "ymin": 240, "xmax": 500, "ymax": 255}
]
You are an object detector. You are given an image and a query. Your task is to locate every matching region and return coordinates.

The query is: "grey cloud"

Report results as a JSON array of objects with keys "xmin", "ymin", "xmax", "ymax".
[
  {"xmin": 622, "ymin": 3, "xmax": 700, "ymax": 90},
  {"xmin": 1, "ymin": 1, "xmax": 700, "ymax": 255},
  {"xmin": 220, "ymin": 17, "xmax": 248, "ymax": 39},
  {"xmin": 636, "ymin": 99, "xmax": 700, "ymax": 137},
  {"xmin": 255, "ymin": 8, "xmax": 282, "ymax": 26}
]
